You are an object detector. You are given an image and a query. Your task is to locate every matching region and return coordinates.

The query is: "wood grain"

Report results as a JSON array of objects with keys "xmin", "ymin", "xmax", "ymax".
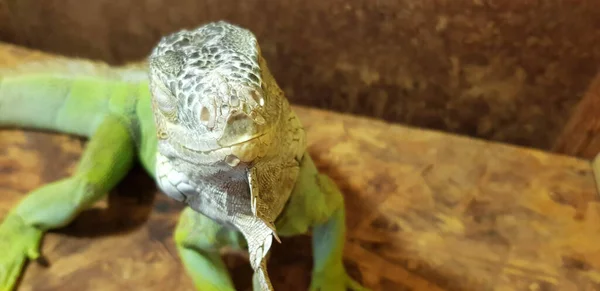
[{"xmin": 2, "ymin": 44, "xmax": 600, "ymax": 291}]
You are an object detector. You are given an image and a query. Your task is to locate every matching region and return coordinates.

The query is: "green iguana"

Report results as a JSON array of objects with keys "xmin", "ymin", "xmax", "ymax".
[{"xmin": 0, "ymin": 21, "xmax": 369, "ymax": 291}]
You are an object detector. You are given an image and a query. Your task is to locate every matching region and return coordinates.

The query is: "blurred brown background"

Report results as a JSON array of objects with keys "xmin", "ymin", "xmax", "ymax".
[{"xmin": 0, "ymin": 0, "xmax": 599, "ymax": 152}]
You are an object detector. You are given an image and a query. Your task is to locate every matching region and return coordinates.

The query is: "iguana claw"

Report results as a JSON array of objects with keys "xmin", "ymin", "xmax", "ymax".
[{"xmin": 0, "ymin": 214, "xmax": 43, "ymax": 291}]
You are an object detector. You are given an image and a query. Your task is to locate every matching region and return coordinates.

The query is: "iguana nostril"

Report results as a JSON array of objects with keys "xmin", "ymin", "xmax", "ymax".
[
  {"xmin": 200, "ymin": 107, "xmax": 210, "ymax": 122},
  {"xmin": 199, "ymin": 106, "xmax": 216, "ymax": 129}
]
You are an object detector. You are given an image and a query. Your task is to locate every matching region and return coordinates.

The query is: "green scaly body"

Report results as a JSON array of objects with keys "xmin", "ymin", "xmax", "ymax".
[
  {"xmin": 0, "ymin": 22, "xmax": 369, "ymax": 291},
  {"xmin": 0, "ymin": 64, "xmax": 159, "ymax": 289}
]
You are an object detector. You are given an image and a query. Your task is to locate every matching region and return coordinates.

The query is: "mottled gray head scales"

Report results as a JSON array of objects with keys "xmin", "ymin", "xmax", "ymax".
[{"xmin": 148, "ymin": 21, "xmax": 265, "ymax": 131}]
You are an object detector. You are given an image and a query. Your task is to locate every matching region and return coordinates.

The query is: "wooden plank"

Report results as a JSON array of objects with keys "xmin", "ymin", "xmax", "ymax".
[
  {"xmin": 553, "ymin": 71, "xmax": 600, "ymax": 160},
  {"xmin": 552, "ymin": 71, "xmax": 600, "ymax": 198},
  {"xmin": 1, "ymin": 44, "xmax": 600, "ymax": 291}
]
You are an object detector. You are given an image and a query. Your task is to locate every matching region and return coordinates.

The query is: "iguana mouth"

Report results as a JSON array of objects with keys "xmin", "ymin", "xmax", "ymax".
[{"xmin": 180, "ymin": 132, "xmax": 267, "ymax": 155}]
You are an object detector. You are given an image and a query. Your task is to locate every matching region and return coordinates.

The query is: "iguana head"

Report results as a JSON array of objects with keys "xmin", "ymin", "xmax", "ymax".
[{"xmin": 148, "ymin": 21, "xmax": 282, "ymax": 166}]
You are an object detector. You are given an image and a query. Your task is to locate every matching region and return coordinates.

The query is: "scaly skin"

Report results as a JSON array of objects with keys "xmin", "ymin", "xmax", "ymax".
[{"xmin": 0, "ymin": 21, "xmax": 369, "ymax": 291}]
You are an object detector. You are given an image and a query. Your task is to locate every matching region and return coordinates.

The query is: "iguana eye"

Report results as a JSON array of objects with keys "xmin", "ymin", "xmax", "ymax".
[
  {"xmin": 152, "ymin": 82, "xmax": 177, "ymax": 116},
  {"xmin": 149, "ymin": 51, "xmax": 183, "ymax": 117}
]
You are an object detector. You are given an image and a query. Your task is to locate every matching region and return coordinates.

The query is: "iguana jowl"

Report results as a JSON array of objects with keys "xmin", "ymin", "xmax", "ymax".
[{"xmin": 0, "ymin": 21, "xmax": 368, "ymax": 291}]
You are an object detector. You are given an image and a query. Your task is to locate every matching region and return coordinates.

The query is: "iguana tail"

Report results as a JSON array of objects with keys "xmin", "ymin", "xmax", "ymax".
[{"xmin": 0, "ymin": 52, "xmax": 147, "ymax": 137}]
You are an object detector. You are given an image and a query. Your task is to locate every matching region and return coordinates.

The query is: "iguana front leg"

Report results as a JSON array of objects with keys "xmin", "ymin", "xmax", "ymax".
[
  {"xmin": 309, "ymin": 179, "xmax": 367, "ymax": 291},
  {"xmin": 0, "ymin": 115, "xmax": 136, "ymax": 291},
  {"xmin": 275, "ymin": 154, "xmax": 369, "ymax": 291},
  {"xmin": 174, "ymin": 206, "xmax": 246, "ymax": 291},
  {"xmin": 175, "ymin": 206, "xmax": 275, "ymax": 291}
]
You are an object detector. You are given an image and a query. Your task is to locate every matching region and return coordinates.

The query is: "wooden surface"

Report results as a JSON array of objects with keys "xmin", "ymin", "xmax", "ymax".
[
  {"xmin": 553, "ymin": 71, "xmax": 600, "ymax": 160},
  {"xmin": 2, "ymin": 45, "xmax": 600, "ymax": 291}
]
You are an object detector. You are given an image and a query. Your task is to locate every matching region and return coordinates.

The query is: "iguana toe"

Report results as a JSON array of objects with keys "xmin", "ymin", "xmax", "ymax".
[{"xmin": 0, "ymin": 215, "xmax": 43, "ymax": 291}]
